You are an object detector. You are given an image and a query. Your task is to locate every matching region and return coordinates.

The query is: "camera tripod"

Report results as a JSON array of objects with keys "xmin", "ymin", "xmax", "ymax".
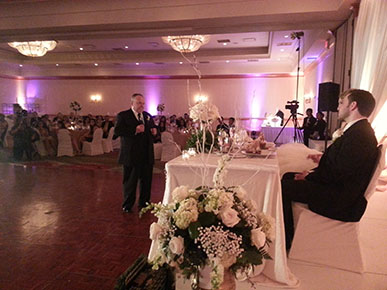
[
  {"xmin": 273, "ymin": 31, "xmax": 304, "ymax": 145},
  {"xmin": 273, "ymin": 111, "xmax": 303, "ymax": 144}
]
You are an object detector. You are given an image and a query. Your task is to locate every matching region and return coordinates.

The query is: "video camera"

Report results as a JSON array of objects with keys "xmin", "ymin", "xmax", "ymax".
[{"xmin": 285, "ymin": 100, "xmax": 299, "ymax": 115}]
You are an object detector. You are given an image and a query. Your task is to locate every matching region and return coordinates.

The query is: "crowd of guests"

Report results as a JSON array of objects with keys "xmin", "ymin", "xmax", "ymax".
[{"xmin": 0, "ymin": 104, "xmax": 115, "ymax": 160}]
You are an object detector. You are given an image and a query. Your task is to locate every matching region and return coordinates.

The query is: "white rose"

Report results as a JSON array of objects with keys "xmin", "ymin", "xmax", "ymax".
[
  {"xmin": 149, "ymin": 222, "xmax": 163, "ymax": 240},
  {"xmin": 251, "ymin": 228, "xmax": 266, "ymax": 249},
  {"xmin": 219, "ymin": 207, "xmax": 240, "ymax": 227},
  {"xmin": 169, "ymin": 236, "xmax": 185, "ymax": 255},
  {"xmin": 172, "ymin": 185, "xmax": 190, "ymax": 202}
]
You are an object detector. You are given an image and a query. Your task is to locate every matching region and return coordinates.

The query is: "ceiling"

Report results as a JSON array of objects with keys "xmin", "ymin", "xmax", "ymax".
[{"xmin": 0, "ymin": 0, "xmax": 358, "ymax": 77}]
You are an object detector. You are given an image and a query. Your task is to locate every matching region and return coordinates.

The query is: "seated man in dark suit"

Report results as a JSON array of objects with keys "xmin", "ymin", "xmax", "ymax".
[
  {"xmin": 281, "ymin": 89, "xmax": 378, "ymax": 250},
  {"xmin": 311, "ymin": 111, "xmax": 327, "ymax": 140},
  {"xmin": 301, "ymin": 108, "xmax": 316, "ymax": 146}
]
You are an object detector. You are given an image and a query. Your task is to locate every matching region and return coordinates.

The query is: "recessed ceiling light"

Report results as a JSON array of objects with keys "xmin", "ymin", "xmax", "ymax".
[
  {"xmin": 19, "ymin": 64, "xmax": 23, "ymax": 67},
  {"xmin": 135, "ymin": 62, "xmax": 140, "ymax": 65},
  {"xmin": 94, "ymin": 63, "xmax": 98, "ymax": 66},
  {"xmin": 56, "ymin": 64, "xmax": 59, "ymax": 66},
  {"xmin": 226, "ymin": 60, "xmax": 230, "ymax": 63},
  {"xmin": 223, "ymin": 43, "xmax": 227, "ymax": 46},
  {"xmin": 277, "ymin": 58, "xmax": 281, "ymax": 61},
  {"xmin": 179, "ymin": 62, "xmax": 183, "ymax": 64},
  {"xmin": 79, "ymin": 47, "xmax": 84, "ymax": 51},
  {"xmin": 284, "ymin": 35, "xmax": 289, "ymax": 38},
  {"xmin": 124, "ymin": 45, "xmax": 129, "ymax": 49},
  {"xmin": 280, "ymin": 49, "xmax": 285, "ymax": 52}
]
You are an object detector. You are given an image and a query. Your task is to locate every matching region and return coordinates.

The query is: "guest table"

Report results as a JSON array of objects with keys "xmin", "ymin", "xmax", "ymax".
[
  {"xmin": 261, "ymin": 126, "xmax": 302, "ymax": 144},
  {"xmin": 149, "ymin": 153, "xmax": 299, "ymax": 288}
]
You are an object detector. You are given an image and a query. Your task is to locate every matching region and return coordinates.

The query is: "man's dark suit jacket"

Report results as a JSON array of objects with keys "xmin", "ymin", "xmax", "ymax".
[
  {"xmin": 302, "ymin": 116, "xmax": 316, "ymax": 131},
  {"xmin": 114, "ymin": 109, "xmax": 155, "ymax": 166},
  {"xmin": 306, "ymin": 119, "xmax": 378, "ymax": 222}
]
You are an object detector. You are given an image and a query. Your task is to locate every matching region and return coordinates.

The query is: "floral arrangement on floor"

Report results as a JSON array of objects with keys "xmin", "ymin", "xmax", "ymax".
[
  {"xmin": 70, "ymin": 101, "xmax": 82, "ymax": 113},
  {"xmin": 141, "ymin": 155, "xmax": 274, "ymax": 290}
]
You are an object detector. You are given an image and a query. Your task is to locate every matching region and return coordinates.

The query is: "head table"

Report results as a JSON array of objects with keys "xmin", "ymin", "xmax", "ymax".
[{"xmin": 148, "ymin": 153, "xmax": 299, "ymax": 288}]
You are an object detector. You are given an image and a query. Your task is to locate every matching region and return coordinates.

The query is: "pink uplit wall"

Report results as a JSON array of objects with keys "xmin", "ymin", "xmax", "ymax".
[
  {"xmin": 0, "ymin": 78, "xmax": 25, "ymax": 107},
  {"xmin": 1, "ymin": 76, "xmax": 302, "ymax": 130}
]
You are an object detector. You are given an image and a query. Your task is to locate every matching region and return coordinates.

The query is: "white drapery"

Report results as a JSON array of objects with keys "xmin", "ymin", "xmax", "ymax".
[{"xmin": 352, "ymin": 0, "xmax": 387, "ymax": 141}]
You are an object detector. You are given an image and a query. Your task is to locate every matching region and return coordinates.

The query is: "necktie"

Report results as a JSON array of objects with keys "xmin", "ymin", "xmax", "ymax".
[{"xmin": 138, "ymin": 113, "xmax": 143, "ymax": 124}]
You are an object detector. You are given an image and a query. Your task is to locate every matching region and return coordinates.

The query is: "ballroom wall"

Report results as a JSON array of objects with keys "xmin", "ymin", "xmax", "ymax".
[
  {"xmin": 0, "ymin": 77, "xmax": 25, "ymax": 113},
  {"xmin": 1, "ymin": 76, "xmax": 303, "ymax": 123},
  {"xmin": 303, "ymin": 49, "xmax": 335, "ymax": 114}
]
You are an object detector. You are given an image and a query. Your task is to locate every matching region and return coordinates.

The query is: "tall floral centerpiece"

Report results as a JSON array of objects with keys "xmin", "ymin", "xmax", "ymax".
[
  {"xmin": 157, "ymin": 103, "xmax": 165, "ymax": 115},
  {"xmin": 70, "ymin": 101, "xmax": 82, "ymax": 115},
  {"xmin": 186, "ymin": 101, "xmax": 220, "ymax": 153}
]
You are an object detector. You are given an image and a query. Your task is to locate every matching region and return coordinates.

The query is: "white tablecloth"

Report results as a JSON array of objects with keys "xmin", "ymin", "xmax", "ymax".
[
  {"xmin": 261, "ymin": 127, "xmax": 301, "ymax": 144},
  {"xmin": 149, "ymin": 154, "xmax": 299, "ymax": 288}
]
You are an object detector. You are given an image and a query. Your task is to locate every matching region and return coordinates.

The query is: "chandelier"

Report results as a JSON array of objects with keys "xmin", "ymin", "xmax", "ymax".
[
  {"xmin": 162, "ymin": 35, "xmax": 210, "ymax": 53},
  {"xmin": 8, "ymin": 40, "xmax": 57, "ymax": 57}
]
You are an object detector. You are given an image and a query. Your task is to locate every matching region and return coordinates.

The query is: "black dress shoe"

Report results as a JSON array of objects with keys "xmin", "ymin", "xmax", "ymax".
[{"xmin": 122, "ymin": 207, "xmax": 132, "ymax": 213}]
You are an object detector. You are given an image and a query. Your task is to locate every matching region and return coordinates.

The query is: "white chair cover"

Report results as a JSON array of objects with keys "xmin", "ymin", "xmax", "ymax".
[
  {"xmin": 112, "ymin": 136, "xmax": 120, "ymax": 150},
  {"xmin": 153, "ymin": 143, "xmax": 162, "ymax": 160},
  {"xmin": 289, "ymin": 143, "xmax": 387, "ymax": 273},
  {"xmin": 82, "ymin": 128, "xmax": 104, "ymax": 156},
  {"xmin": 33, "ymin": 128, "xmax": 48, "ymax": 157},
  {"xmin": 161, "ymin": 131, "xmax": 181, "ymax": 162},
  {"xmin": 102, "ymin": 127, "xmax": 114, "ymax": 153},
  {"xmin": 57, "ymin": 129, "xmax": 74, "ymax": 157}
]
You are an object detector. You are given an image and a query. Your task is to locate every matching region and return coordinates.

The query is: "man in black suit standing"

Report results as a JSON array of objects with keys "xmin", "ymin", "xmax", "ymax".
[
  {"xmin": 301, "ymin": 108, "xmax": 316, "ymax": 146},
  {"xmin": 114, "ymin": 93, "xmax": 157, "ymax": 213},
  {"xmin": 282, "ymin": 89, "xmax": 378, "ymax": 250}
]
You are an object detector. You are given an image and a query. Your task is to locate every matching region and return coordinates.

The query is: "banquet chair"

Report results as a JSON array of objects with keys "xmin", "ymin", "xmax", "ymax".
[
  {"xmin": 102, "ymin": 127, "xmax": 114, "ymax": 153},
  {"xmin": 82, "ymin": 128, "xmax": 104, "ymax": 155},
  {"xmin": 57, "ymin": 129, "xmax": 74, "ymax": 157},
  {"xmin": 34, "ymin": 130, "xmax": 48, "ymax": 157},
  {"xmin": 289, "ymin": 143, "xmax": 386, "ymax": 273},
  {"xmin": 161, "ymin": 131, "xmax": 181, "ymax": 162},
  {"xmin": 153, "ymin": 143, "xmax": 162, "ymax": 160}
]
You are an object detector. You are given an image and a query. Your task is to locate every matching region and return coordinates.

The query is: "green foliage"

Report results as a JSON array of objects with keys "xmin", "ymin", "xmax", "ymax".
[
  {"xmin": 198, "ymin": 211, "xmax": 217, "ymax": 226},
  {"xmin": 185, "ymin": 130, "xmax": 219, "ymax": 152},
  {"xmin": 188, "ymin": 221, "xmax": 201, "ymax": 239}
]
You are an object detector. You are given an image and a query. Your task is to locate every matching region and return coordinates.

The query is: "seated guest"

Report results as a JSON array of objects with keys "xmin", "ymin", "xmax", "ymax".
[
  {"xmin": 82, "ymin": 119, "xmax": 97, "ymax": 142},
  {"xmin": 301, "ymin": 108, "xmax": 316, "ymax": 146},
  {"xmin": 0, "ymin": 113, "xmax": 8, "ymax": 148},
  {"xmin": 216, "ymin": 117, "xmax": 229, "ymax": 134},
  {"xmin": 102, "ymin": 115, "xmax": 115, "ymax": 138},
  {"xmin": 281, "ymin": 89, "xmax": 378, "ymax": 250},
  {"xmin": 37, "ymin": 120, "xmax": 56, "ymax": 156},
  {"xmin": 153, "ymin": 116, "xmax": 167, "ymax": 143},
  {"xmin": 176, "ymin": 117, "xmax": 186, "ymax": 130},
  {"xmin": 228, "ymin": 117, "xmax": 235, "ymax": 128},
  {"xmin": 311, "ymin": 111, "xmax": 327, "ymax": 140}
]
